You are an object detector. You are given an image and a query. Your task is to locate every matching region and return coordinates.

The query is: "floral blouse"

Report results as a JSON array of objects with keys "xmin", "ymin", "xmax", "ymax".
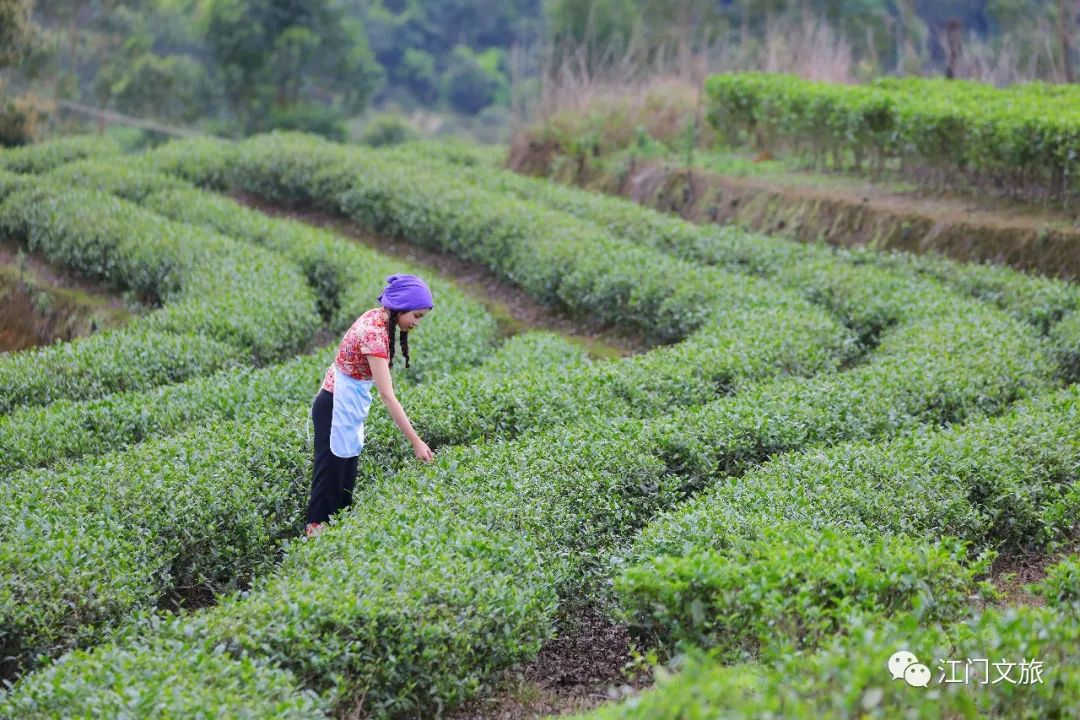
[{"xmin": 321, "ymin": 307, "xmax": 391, "ymax": 392}]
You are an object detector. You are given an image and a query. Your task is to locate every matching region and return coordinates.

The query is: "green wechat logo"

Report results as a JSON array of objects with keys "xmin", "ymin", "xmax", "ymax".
[{"xmin": 889, "ymin": 650, "xmax": 931, "ymax": 688}]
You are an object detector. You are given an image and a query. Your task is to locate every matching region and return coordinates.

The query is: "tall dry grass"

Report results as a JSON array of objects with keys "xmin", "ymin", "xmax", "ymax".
[
  {"xmin": 510, "ymin": 11, "xmax": 858, "ymax": 156},
  {"xmin": 510, "ymin": 7, "xmax": 1077, "ymax": 156},
  {"xmin": 951, "ymin": 25, "xmax": 1062, "ymax": 85}
]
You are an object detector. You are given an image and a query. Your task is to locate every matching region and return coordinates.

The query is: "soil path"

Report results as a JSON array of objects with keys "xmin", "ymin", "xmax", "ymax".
[{"xmin": 442, "ymin": 607, "xmax": 652, "ymax": 720}]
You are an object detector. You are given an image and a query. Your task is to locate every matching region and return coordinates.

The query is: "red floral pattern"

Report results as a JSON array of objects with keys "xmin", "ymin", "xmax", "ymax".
[{"xmin": 321, "ymin": 307, "xmax": 391, "ymax": 392}]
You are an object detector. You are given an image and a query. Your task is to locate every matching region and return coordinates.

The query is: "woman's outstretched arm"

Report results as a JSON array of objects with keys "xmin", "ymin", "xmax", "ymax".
[{"xmin": 369, "ymin": 355, "xmax": 434, "ymax": 462}]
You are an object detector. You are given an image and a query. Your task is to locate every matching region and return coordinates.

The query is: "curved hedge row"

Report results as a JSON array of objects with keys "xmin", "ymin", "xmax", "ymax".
[
  {"xmin": 615, "ymin": 524, "xmax": 993, "ymax": 660},
  {"xmin": 0, "ymin": 413, "xmax": 679, "ymax": 717},
  {"xmin": 0, "ymin": 278, "xmax": 851, "ymax": 676},
  {"xmin": 4, "ymin": 382, "xmax": 1073, "ymax": 717},
  {"xmin": 40, "ymin": 157, "xmax": 500, "ymax": 376},
  {"xmin": 141, "ymin": 133, "xmax": 843, "ymax": 345},
  {"xmin": 575, "ymin": 594, "xmax": 1080, "ymax": 719},
  {"xmin": 161, "ymin": 137, "xmax": 1062, "ymax": 487},
  {"xmin": 150, "ymin": 135, "xmax": 1067, "ymax": 404},
  {"xmin": 44, "ymin": 158, "xmax": 190, "ymax": 201},
  {"xmin": 0, "ymin": 284, "xmax": 491, "ymax": 475},
  {"xmin": 0, "ymin": 183, "xmax": 320, "ymax": 412},
  {"xmin": 0, "ymin": 145, "xmax": 502, "ymax": 473},
  {"xmin": 596, "ymin": 386, "xmax": 1079, "ymax": 717},
  {"xmin": 620, "ymin": 383, "xmax": 1080, "ymax": 583},
  {"xmin": 0, "ymin": 332, "xmax": 563, "ymax": 676},
  {"xmin": 648, "ymin": 305, "xmax": 1053, "ymax": 484},
  {"xmin": 1, "ymin": 133, "xmax": 1067, "ymax": 717},
  {"xmin": 140, "ymin": 183, "xmax": 507, "ymax": 340},
  {"xmin": 0, "ymin": 133, "xmax": 856, "ymax": 685},
  {"xmin": 143, "ymin": 186, "xmax": 347, "ymax": 322},
  {"xmin": 153, "ymin": 133, "xmax": 1070, "ymax": 385},
  {"xmin": 0, "ymin": 137, "xmax": 849, "ymax": 704},
  {"xmin": 0, "ymin": 139, "xmax": 853, "ymax": 469},
  {"xmin": 0, "ymin": 135, "xmax": 121, "ymax": 174},
  {"xmin": 0, "ymin": 284, "xmax": 846, "ymax": 479},
  {"xmin": 6, "ymin": 289, "xmax": 1036, "ymax": 682},
  {"xmin": 6, "ymin": 142, "xmax": 508, "ymax": 412},
  {"xmin": 2, "ymin": 636, "xmax": 326, "ymax": 717},
  {"xmin": 0, "ymin": 291, "xmax": 1054, "ymax": 708},
  {"xmin": 385, "ymin": 141, "xmax": 1080, "ymax": 356}
]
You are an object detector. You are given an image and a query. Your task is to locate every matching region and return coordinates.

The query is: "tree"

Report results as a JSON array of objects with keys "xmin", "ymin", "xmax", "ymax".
[
  {"xmin": 400, "ymin": 48, "xmax": 438, "ymax": 105},
  {"xmin": 90, "ymin": 5, "xmax": 211, "ymax": 125},
  {"xmin": 442, "ymin": 44, "xmax": 500, "ymax": 114},
  {"xmin": 205, "ymin": 0, "xmax": 383, "ymax": 134},
  {"xmin": 0, "ymin": 0, "xmax": 36, "ymax": 68}
]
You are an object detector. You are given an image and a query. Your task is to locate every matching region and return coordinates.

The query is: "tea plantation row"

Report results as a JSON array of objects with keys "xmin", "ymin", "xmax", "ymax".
[
  {"xmin": 0, "ymin": 138, "xmax": 853, "ymax": 678},
  {"xmin": 0, "ymin": 133, "xmax": 1071, "ymax": 716},
  {"xmin": 1, "ymin": 135, "xmax": 1075, "ymax": 717},
  {"xmin": 4, "ymin": 378, "xmax": 1076, "ymax": 717},
  {"xmin": 707, "ymin": 72, "xmax": 1080, "ymax": 201},
  {"xmin": 383, "ymin": 139, "xmax": 1080, "ymax": 378}
]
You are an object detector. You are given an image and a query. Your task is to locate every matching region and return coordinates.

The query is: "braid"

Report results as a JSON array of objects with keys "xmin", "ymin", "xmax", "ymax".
[
  {"xmin": 387, "ymin": 310, "xmax": 398, "ymax": 368},
  {"xmin": 385, "ymin": 309, "xmax": 412, "ymax": 369}
]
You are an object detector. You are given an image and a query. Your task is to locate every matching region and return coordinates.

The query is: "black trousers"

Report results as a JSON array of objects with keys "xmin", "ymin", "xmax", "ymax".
[{"xmin": 306, "ymin": 388, "xmax": 360, "ymax": 524}]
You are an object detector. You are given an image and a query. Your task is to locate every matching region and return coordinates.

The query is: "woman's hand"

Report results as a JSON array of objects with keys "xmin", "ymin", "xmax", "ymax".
[
  {"xmin": 412, "ymin": 438, "xmax": 434, "ymax": 463},
  {"xmin": 370, "ymin": 355, "xmax": 431, "ymax": 461}
]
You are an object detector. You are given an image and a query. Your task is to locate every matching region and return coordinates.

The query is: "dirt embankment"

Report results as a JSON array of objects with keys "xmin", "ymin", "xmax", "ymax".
[
  {"xmin": 0, "ymin": 241, "xmax": 137, "ymax": 353},
  {"xmin": 509, "ymin": 139, "xmax": 1080, "ymax": 281}
]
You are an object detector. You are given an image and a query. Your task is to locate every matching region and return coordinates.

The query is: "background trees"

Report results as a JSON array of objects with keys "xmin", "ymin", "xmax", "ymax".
[{"xmin": 1, "ymin": 0, "xmax": 1078, "ymax": 144}]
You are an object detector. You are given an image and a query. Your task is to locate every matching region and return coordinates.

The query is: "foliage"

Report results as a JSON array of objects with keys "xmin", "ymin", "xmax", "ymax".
[
  {"xmin": 1033, "ymin": 555, "xmax": 1080, "ymax": 609},
  {"xmin": 1, "ymin": 131, "xmax": 1078, "ymax": 717},
  {"xmin": 624, "ymin": 383, "xmax": 1080, "ymax": 567},
  {"xmin": 576, "ymin": 603, "xmax": 1080, "ymax": 718},
  {"xmin": 6, "ymin": 0, "xmax": 1080, "ymax": 144},
  {"xmin": 391, "ymin": 140, "xmax": 1080, "ymax": 371},
  {"xmin": 90, "ymin": 6, "xmax": 212, "ymax": 124},
  {"xmin": 441, "ymin": 44, "xmax": 504, "ymax": 114},
  {"xmin": 616, "ymin": 525, "xmax": 994, "ymax": 659},
  {"xmin": 0, "ymin": 178, "xmax": 320, "ymax": 410},
  {"xmin": 0, "ymin": 636, "xmax": 327, "ymax": 717},
  {"xmin": 0, "ymin": 134, "xmax": 120, "ymax": 172},
  {"xmin": 357, "ymin": 112, "xmax": 419, "ymax": 147},
  {"xmin": 0, "ymin": 91, "xmax": 42, "ymax": 146},
  {"xmin": 706, "ymin": 72, "xmax": 1080, "ymax": 203},
  {"xmin": 0, "ymin": 0, "xmax": 35, "ymax": 68},
  {"xmin": 204, "ymin": 0, "xmax": 382, "ymax": 134}
]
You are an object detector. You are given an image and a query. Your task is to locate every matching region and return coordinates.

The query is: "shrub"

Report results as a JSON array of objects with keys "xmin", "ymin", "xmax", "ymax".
[
  {"xmin": 616, "ymin": 525, "xmax": 993, "ymax": 660},
  {"xmin": 0, "ymin": 184, "xmax": 319, "ymax": 410},
  {"xmin": 357, "ymin": 113, "xmax": 419, "ymax": 147}
]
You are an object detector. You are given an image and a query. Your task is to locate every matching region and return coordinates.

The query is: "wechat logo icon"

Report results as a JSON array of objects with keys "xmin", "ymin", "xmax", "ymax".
[{"xmin": 889, "ymin": 650, "xmax": 931, "ymax": 688}]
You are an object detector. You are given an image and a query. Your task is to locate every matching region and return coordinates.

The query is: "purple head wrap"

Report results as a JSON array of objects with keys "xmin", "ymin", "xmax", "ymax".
[{"xmin": 377, "ymin": 274, "xmax": 434, "ymax": 312}]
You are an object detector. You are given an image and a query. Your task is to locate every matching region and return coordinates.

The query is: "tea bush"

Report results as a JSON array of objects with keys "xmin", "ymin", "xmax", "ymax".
[
  {"xmin": 0, "ymin": 135, "xmax": 121, "ymax": 174},
  {"xmin": 0, "ymin": 185, "xmax": 320, "ymax": 411},
  {"xmin": 615, "ymin": 525, "xmax": 993, "ymax": 659}
]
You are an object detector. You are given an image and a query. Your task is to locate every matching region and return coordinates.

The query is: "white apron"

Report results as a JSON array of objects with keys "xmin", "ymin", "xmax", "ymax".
[{"xmin": 329, "ymin": 366, "xmax": 374, "ymax": 458}]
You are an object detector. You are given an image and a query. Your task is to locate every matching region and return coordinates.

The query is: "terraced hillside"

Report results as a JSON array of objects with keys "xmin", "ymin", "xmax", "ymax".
[{"xmin": 0, "ymin": 133, "xmax": 1077, "ymax": 718}]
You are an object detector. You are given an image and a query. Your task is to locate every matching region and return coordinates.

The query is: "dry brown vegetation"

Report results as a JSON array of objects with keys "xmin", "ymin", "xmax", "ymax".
[{"xmin": 0, "ymin": 242, "xmax": 136, "ymax": 352}]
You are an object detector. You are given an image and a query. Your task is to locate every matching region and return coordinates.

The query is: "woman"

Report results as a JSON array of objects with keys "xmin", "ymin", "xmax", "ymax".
[{"xmin": 305, "ymin": 273, "xmax": 435, "ymax": 538}]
